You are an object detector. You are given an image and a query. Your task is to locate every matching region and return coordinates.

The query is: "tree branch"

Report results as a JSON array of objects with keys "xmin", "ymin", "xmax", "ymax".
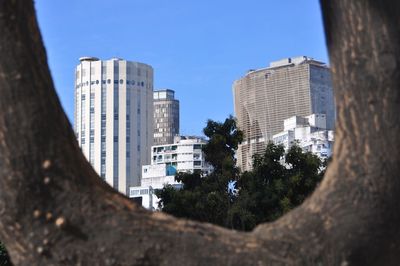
[{"xmin": 0, "ymin": 0, "xmax": 399, "ymax": 265}]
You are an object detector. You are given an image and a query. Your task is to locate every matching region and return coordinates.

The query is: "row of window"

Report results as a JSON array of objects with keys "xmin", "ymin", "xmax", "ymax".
[{"xmin": 76, "ymin": 80, "xmax": 148, "ymax": 88}]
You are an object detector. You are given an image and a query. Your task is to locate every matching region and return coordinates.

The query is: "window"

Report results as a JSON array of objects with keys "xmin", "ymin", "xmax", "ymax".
[
  {"xmin": 119, "ymin": 79, "xmax": 123, "ymax": 84},
  {"xmin": 193, "ymin": 144, "xmax": 202, "ymax": 150},
  {"xmin": 194, "ymin": 161, "xmax": 202, "ymax": 166},
  {"xmin": 131, "ymin": 190, "xmax": 140, "ymax": 196},
  {"xmin": 107, "ymin": 79, "xmax": 111, "ymax": 84}
]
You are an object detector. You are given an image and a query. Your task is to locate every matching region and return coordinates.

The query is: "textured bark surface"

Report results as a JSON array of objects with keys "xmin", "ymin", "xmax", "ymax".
[{"xmin": 1, "ymin": 0, "xmax": 400, "ymax": 265}]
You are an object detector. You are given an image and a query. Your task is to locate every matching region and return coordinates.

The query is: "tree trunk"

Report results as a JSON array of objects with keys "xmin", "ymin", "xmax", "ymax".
[{"xmin": 0, "ymin": 0, "xmax": 399, "ymax": 265}]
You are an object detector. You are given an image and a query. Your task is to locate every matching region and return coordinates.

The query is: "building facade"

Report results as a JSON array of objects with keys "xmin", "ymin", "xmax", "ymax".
[
  {"xmin": 149, "ymin": 136, "xmax": 212, "ymax": 174},
  {"xmin": 233, "ymin": 56, "xmax": 335, "ymax": 171},
  {"xmin": 272, "ymin": 114, "xmax": 334, "ymax": 159},
  {"xmin": 129, "ymin": 136, "xmax": 213, "ymax": 210},
  {"xmin": 153, "ymin": 89, "xmax": 179, "ymax": 145},
  {"xmin": 74, "ymin": 57, "xmax": 153, "ymax": 195}
]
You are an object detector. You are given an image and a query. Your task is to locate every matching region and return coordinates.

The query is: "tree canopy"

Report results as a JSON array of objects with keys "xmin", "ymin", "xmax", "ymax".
[{"xmin": 157, "ymin": 118, "xmax": 326, "ymax": 231}]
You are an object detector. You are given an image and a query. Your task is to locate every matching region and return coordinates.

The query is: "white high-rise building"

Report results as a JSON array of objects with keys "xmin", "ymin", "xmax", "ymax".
[{"xmin": 74, "ymin": 57, "xmax": 153, "ymax": 195}]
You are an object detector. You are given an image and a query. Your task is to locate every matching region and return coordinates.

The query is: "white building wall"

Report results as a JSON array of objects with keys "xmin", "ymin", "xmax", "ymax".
[
  {"xmin": 273, "ymin": 114, "xmax": 334, "ymax": 160},
  {"xmin": 129, "ymin": 136, "xmax": 212, "ymax": 210},
  {"xmin": 75, "ymin": 57, "xmax": 153, "ymax": 195}
]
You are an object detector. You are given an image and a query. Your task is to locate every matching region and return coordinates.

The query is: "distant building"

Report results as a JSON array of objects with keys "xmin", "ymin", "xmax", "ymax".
[
  {"xmin": 273, "ymin": 114, "xmax": 334, "ymax": 159},
  {"xmin": 153, "ymin": 89, "xmax": 179, "ymax": 145},
  {"xmin": 74, "ymin": 57, "xmax": 153, "ymax": 195},
  {"xmin": 233, "ymin": 56, "xmax": 335, "ymax": 171},
  {"xmin": 129, "ymin": 136, "xmax": 212, "ymax": 210}
]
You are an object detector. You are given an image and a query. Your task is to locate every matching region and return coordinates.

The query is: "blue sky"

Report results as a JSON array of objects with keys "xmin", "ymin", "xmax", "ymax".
[{"xmin": 35, "ymin": 0, "xmax": 328, "ymax": 136}]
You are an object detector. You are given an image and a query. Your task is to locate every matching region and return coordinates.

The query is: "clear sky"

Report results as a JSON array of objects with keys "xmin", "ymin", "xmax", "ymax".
[{"xmin": 35, "ymin": 0, "xmax": 328, "ymax": 136}]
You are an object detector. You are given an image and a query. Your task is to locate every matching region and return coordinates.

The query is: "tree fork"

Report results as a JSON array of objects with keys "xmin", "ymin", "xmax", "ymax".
[{"xmin": 0, "ymin": 0, "xmax": 400, "ymax": 265}]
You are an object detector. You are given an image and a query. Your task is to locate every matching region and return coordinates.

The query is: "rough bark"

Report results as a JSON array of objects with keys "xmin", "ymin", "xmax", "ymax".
[{"xmin": 0, "ymin": 0, "xmax": 399, "ymax": 265}]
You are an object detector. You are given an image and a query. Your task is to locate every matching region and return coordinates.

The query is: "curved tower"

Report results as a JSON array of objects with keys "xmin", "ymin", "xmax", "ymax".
[
  {"xmin": 74, "ymin": 57, "xmax": 153, "ymax": 195},
  {"xmin": 233, "ymin": 56, "xmax": 335, "ymax": 171}
]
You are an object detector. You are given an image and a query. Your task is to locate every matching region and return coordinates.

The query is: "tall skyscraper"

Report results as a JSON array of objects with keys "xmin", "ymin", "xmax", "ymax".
[
  {"xmin": 74, "ymin": 57, "xmax": 153, "ymax": 195},
  {"xmin": 153, "ymin": 89, "xmax": 179, "ymax": 145},
  {"xmin": 233, "ymin": 56, "xmax": 335, "ymax": 171}
]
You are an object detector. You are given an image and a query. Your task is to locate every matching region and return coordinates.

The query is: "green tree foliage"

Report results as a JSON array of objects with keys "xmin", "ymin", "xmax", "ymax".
[
  {"xmin": 202, "ymin": 116, "xmax": 243, "ymax": 172},
  {"xmin": 0, "ymin": 241, "xmax": 12, "ymax": 266},
  {"xmin": 157, "ymin": 117, "xmax": 326, "ymax": 231},
  {"xmin": 156, "ymin": 117, "xmax": 243, "ymax": 226},
  {"xmin": 228, "ymin": 143, "xmax": 324, "ymax": 230}
]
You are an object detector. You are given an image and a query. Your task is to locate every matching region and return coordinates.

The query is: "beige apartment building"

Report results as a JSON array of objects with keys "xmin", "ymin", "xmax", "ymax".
[
  {"xmin": 233, "ymin": 56, "xmax": 335, "ymax": 171},
  {"xmin": 153, "ymin": 89, "xmax": 179, "ymax": 145}
]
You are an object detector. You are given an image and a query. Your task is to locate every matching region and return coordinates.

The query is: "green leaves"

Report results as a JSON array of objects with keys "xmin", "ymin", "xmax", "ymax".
[
  {"xmin": 202, "ymin": 116, "xmax": 243, "ymax": 172},
  {"xmin": 0, "ymin": 242, "xmax": 11, "ymax": 266},
  {"xmin": 157, "ymin": 117, "xmax": 327, "ymax": 232}
]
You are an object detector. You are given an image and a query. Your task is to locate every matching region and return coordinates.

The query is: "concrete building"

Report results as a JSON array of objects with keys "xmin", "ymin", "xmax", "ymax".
[
  {"xmin": 129, "ymin": 136, "xmax": 212, "ymax": 210},
  {"xmin": 150, "ymin": 135, "xmax": 212, "ymax": 174},
  {"xmin": 153, "ymin": 89, "xmax": 179, "ymax": 145},
  {"xmin": 74, "ymin": 57, "xmax": 153, "ymax": 195},
  {"xmin": 273, "ymin": 114, "xmax": 334, "ymax": 159},
  {"xmin": 233, "ymin": 56, "xmax": 335, "ymax": 171}
]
